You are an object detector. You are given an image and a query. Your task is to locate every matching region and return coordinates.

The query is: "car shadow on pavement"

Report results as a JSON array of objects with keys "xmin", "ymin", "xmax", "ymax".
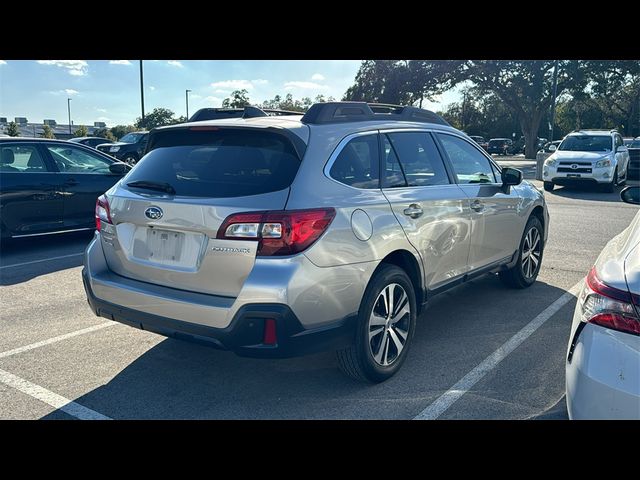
[
  {"xmin": 40, "ymin": 275, "xmax": 572, "ymax": 420},
  {"xmin": 547, "ymin": 185, "xmax": 626, "ymax": 203},
  {"xmin": 0, "ymin": 231, "xmax": 93, "ymax": 286}
]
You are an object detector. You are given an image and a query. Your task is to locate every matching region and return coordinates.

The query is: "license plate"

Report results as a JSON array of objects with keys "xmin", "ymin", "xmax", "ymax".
[
  {"xmin": 567, "ymin": 173, "xmax": 581, "ymax": 178},
  {"xmin": 146, "ymin": 228, "xmax": 185, "ymax": 264}
]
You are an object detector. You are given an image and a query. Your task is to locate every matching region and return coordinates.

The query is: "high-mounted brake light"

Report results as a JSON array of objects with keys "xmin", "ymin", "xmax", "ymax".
[
  {"xmin": 217, "ymin": 208, "xmax": 336, "ymax": 256},
  {"xmin": 95, "ymin": 195, "xmax": 112, "ymax": 231},
  {"xmin": 580, "ymin": 267, "xmax": 640, "ymax": 336}
]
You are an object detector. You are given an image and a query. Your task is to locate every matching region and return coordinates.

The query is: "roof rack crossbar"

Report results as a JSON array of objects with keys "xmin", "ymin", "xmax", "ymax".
[{"xmin": 300, "ymin": 102, "xmax": 449, "ymax": 126}]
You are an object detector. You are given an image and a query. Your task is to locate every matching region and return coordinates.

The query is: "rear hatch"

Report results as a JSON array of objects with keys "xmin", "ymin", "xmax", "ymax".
[{"xmin": 99, "ymin": 125, "xmax": 304, "ymax": 297}]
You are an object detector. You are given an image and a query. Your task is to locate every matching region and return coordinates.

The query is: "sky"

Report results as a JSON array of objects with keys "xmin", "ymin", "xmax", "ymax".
[{"xmin": 0, "ymin": 60, "xmax": 460, "ymax": 127}]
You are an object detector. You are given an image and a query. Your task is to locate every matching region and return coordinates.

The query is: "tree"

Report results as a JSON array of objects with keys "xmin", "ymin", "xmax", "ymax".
[
  {"xmin": 134, "ymin": 107, "xmax": 179, "ymax": 129},
  {"xmin": 41, "ymin": 124, "xmax": 56, "ymax": 139},
  {"xmin": 581, "ymin": 61, "xmax": 640, "ymax": 136},
  {"xmin": 110, "ymin": 125, "xmax": 137, "ymax": 140},
  {"xmin": 74, "ymin": 125, "xmax": 89, "ymax": 137},
  {"xmin": 6, "ymin": 121, "xmax": 20, "ymax": 137},
  {"xmin": 93, "ymin": 127, "xmax": 116, "ymax": 141},
  {"xmin": 222, "ymin": 89, "xmax": 250, "ymax": 108}
]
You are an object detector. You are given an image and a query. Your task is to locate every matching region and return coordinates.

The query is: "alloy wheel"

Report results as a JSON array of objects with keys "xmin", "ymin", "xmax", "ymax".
[
  {"xmin": 368, "ymin": 283, "xmax": 411, "ymax": 366},
  {"xmin": 521, "ymin": 227, "xmax": 541, "ymax": 279}
]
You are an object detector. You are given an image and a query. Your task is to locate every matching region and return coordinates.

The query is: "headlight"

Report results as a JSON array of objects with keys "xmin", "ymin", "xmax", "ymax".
[
  {"xmin": 595, "ymin": 159, "xmax": 611, "ymax": 168},
  {"xmin": 110, "ymin": 146, "xmax": 120, "ymax": 152},
  {"xmin": 544, "ymin": 158, "xmax": 556, "ymax": 167}
]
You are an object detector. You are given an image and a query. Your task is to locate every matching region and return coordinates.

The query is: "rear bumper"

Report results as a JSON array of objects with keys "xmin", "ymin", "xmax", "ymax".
[
  {"xmin": 566, "ymin": 309, "xmax": 640, "ymax": 419},
  {"xmin": 83, "ymin": 267, "xmax": 356, "ymax": 358}
]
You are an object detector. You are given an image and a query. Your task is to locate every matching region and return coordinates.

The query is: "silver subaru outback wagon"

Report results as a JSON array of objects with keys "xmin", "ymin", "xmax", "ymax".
[{"xmin": 83, "ymin": 102, "xmax": 549, "ymax": 382}]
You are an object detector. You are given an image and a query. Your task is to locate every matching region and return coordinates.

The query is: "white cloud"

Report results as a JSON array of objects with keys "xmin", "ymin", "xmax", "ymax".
[
  {"xmin": 284, "ymin": 81, "xmax": 329, "ymax": 91},
  {"xmin": 96, "ymin": 108, "xmax": 107, "ymax": 113},
  {"xmin": 37, "ymin": 60, "xmax": 88, "ymax": 76},
  {"xmin": 109, "ymin": 60, "xmax": 132, "ymax": 65},
  {"xmin": 205, "ymin": 96, "xmax": 223, "ymax": 104},
  {"xmin": 214, "ymin": 89, "xmax": 230, "ymax": 94},
  {"xmin": 189, "ymin": 93, "xmax": 202, "ymax": 99},
  {"xmin": 167, "ymin": 60, "xmax": 183, "ymax": 68},
  {"xmin": 252, "ymin": 79, "xmax": 268, "ymax": 85},
  {"xmin": 149, "ymin": 86, "xmax": 156, "ymax": 91},
  {"xmin": 49, "ymin": 89, "xmax": 79, "ymax": 96},
  {"xmin": 0, "ymin": 60, "xmax": 6, "ymax": 65},
  {"xmin": 97, "ymin": 116, "xmax": 110, "ymax": 122},
  {"xmin": 211, "ymin": 79, "xmax": 254, "ymax": 90},
  {"xmin": 311, "ymin": 73, "xmax": 325, "ymax": 81}
]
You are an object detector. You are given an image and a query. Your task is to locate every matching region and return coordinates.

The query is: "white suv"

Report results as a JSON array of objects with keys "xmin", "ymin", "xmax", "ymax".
[{"xmin": 542, "ymin": 130, "xmax": 630, "ymax": 192}]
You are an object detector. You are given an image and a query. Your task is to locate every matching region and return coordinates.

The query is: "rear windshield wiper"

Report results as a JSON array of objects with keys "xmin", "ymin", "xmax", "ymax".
[{"xmin": 126, "ymin": 180, "xmax": 176, "ymax": 195}]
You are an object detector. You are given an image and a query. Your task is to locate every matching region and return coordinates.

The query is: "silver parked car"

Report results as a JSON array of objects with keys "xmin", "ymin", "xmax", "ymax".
[
  {"xmin": 83, "ymin": 102, "xmax": 549, "ymax": 382},
  {"xmin": 566, "ymin": 186, "xmax": 640, "ymax": 419}
]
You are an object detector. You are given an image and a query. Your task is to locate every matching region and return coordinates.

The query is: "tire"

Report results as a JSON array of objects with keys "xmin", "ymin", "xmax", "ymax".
[
  {"xmin": 543, "ymin": 181, "xmax": 554, "ymax": 192},
  {"xmin": 122, "ymin": 154, "xmax": 138, "ymax": 166},
  {"xmin": 336, "ymin": 264, "xmax": 417, "ymax": 383},
  {"xmin": 601, "ymin": 168, "xmax": 617, "ymax": 193},
  {"xmin": 499, "ymin": 215, "xmax": 544, "ymax": 289}
]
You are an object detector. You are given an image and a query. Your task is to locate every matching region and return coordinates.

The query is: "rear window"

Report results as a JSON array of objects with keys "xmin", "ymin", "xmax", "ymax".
[{"xmin": 125, "ymin": 128, "xmax": 301, "ymax": 198}]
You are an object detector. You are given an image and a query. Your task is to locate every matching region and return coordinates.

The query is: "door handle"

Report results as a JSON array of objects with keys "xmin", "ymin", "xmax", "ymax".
[
  {"xmin": 64, "ymin": 178, "xmax": 79, "ymax": 186},
  {"xmin": 403, "ymin": 204, "xmax": 423, "ymax": 218},
  {"xmin": 470, "ymin": 200, "xmax": 484, "ymax": 212}
]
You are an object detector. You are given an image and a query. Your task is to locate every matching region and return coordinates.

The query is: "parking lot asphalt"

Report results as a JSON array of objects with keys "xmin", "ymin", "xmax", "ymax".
[{"xmin": 1, "ymin": 162, "xmax": 638, "ymax": 420}]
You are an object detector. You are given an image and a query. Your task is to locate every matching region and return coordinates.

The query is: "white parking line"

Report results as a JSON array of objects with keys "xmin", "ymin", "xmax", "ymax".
[
  {"xmin": 414, "ymin": 280, "xmax": 583, "ymax": 420},
  {"xmin": 0, "ymin": 368, "xmax": 111, "ymax": 420},
  {"xmin": 0, "ymin": 322, "xmax": 115, "ymax": 359},
  {"xmin": 0, "ymin": 253, "xmax": 84, "ymax": 270}
]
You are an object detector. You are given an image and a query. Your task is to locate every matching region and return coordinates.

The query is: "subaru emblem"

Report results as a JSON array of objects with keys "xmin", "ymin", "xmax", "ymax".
[{"xmin": 145, "ymin": 206, "xmax": 163, "ymax": 220}]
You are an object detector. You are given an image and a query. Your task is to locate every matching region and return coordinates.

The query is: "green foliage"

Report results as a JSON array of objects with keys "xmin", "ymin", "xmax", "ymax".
[
  {"xmin": 41, "ymin": 124, "xmax": 56, "ymax": 139},
  {"xmin": 6, "ymin": 121, "xmax": 20, "ymax": 137},
  {"xmin": 134, "ymin": 107, "xmax": 181, "ymax": 130},
  {"xmin": 93, "ymin": 127, "xmax": 116, "ymax": 141},
  {"xmin": 222, "ymin": 90, "xmax": 251, "ymax": 108},
  {"xmin": 74, "ymin": 125, "xmax": 89, "ymax": 137},
  {"xmin": 261, "ymin": 93, "xmax": 320, "ymax": 112},
  {"xmin": 110, "ymin": 125, "xmax": 137, "ymax": 140}
]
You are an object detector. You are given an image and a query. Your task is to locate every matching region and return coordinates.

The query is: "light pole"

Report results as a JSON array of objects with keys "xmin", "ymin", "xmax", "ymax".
[
  {"xmin": 549, "ymin": 59, "xmax": 559, "ymax": 141},
  {"xmin": 139, "ymin": 60, "xmax": 145, "ymax": 124},
  {"xmin": 67, "ymin": 98, "xmax": 72, "ymax": 135},
  {"xmin": 186, "ymin": 89, "xmax": 192, "ymax": 120}
]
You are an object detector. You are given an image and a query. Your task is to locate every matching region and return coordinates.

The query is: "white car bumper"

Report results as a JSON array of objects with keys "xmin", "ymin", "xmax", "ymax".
[
  {"xmin": 543, "ymin": 164, "xmax": 615, "ymax": 184},
  {"xmin": 566, "ymin": 306, "xmax": 640, "ymax": 419}
]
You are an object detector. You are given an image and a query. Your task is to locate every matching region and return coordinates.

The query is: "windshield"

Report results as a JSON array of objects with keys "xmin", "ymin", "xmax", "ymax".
[
  {"xmin": 120, "ymin": 133, "xmax": 144, "ymax": 143},
  {"xmin": 559, "ymin": 135, "xmax": 611, "ymax": 152}
]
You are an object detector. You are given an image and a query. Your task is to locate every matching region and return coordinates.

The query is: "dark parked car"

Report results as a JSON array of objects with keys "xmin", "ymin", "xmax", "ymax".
[
  {"xmin": 189, "ymin": 107, "xmax": 301, "ymax": 122},
  {"xmin": 0, "ymin": 138, "xmax": 130, "ymax": 239},
  {"xmin": 487, "ymin": 138, "xmax": 516, "ymax": 155},
  {"xmin": 468, "ymin": 135, "xmax": 489, "ymax": 151},
  {"xmin": 69, "ymin": 137, "xmax": 115, "ymax": 149},
  {"xmin": 97, "ymin": 131, "xmax": 149, "ymax": 165},
  {"xmin": 628, "ymin": 136, "xmax": 640, "ymax": 181}
]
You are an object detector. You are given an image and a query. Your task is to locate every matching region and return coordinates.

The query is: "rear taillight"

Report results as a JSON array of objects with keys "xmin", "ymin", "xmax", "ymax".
[
  {"xmin": 579, "ymin": 267, "xmax": 640, "ymax": 336},
  {"xmin": 217, "ymin": 208, "xmax": 336, "ymax": 256},
  {"xmin": 95, "ymin": 195, "xmax": 112, "ymax": 231}
]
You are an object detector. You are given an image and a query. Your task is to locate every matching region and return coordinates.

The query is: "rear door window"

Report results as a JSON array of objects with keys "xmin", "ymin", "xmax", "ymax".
[
  {"xmin": 0, "ymin": 144, "xmax": 49, "ymax": 172},
  {"xmin": 386, "ymin": 132, "xmax": 450, "ymax": 186},
  {"xmin": 126, "ymin": 129, "xmax": 301, "ymax": 198}
]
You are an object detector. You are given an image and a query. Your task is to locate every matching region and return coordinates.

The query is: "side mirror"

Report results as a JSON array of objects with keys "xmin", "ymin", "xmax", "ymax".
[
  {"xmin": 501, "ymin": 167, "xmax": 523, "ymax": 186},
  {"xmin": 549, "ymin": 144, "xmax": 557, "ymax": 152},
  {"xmin": 620, "ymin": 186, "xmax": 640, "ymax": 205},
  {"xmin": 109, "ymin": 162, "xmax": 131, "ymax": 175}
]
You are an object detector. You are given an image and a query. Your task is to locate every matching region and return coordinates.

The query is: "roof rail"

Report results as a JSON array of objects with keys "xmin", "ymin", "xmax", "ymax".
[{"xmin": 300, "ymin": 101, "xmax": 450, "ymax": 126}]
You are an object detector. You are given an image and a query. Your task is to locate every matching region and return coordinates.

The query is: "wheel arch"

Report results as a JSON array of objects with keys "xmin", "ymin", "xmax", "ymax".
[{"xmin": 376, "ymin": 249, "xmax": 424, "ymax": 313}]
